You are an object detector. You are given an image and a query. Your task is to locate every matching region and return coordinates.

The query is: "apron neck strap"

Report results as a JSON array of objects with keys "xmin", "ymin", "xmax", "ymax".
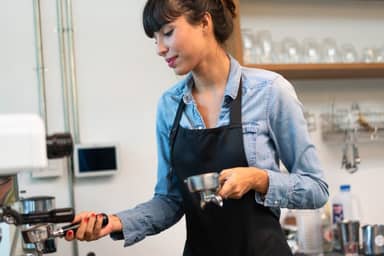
[
  {"xmin": 229, "ymin": 78, "xmax": 242, "ymax": 127},
  {"xmin": 170, "ymin": 99, "xmax": 185, "ymax": 148}
]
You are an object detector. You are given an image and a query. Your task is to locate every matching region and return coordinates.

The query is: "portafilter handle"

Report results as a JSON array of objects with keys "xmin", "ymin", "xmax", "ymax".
[{"xmin": 52, "ymin": 213, "xmax": 109, "ymax": 238}]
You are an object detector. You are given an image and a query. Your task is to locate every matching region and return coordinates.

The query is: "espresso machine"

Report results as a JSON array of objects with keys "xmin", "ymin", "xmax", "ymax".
[{"xmin": 0, "ymin": 114, "xmax": 83, "ymax": 255}]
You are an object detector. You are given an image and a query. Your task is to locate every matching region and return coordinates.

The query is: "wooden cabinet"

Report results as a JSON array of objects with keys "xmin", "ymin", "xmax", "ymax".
[{"xmin": 226, "ymin": 0, "xmax": 384, "ymax": 79}]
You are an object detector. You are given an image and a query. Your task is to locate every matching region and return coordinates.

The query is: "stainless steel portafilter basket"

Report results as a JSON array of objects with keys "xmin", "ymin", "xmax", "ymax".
[{"xmin": 184, "ymin": 172, "xmax": 223, "ymax": 209}]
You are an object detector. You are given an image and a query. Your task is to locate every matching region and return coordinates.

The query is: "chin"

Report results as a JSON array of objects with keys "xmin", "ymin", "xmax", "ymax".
[{"xmin": 173, "ymin": 67, "xmax": 190, "ymax": 76}]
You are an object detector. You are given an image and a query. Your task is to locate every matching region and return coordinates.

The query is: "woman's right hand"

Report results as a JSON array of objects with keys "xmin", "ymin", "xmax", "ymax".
[{"xmin": 65, "ymin": 211, "xmax": 123, "ymax": 242}]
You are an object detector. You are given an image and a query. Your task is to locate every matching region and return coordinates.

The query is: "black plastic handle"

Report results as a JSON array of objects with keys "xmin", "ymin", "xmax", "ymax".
[{"xmin": 61, "ymin": 213, "xmax": 109, "ymax": 237}]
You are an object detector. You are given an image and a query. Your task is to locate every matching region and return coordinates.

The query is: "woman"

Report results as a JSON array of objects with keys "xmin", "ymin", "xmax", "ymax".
[{"xmin": 66, "ymin": 0, "xmax": 329, "ymax": 255}]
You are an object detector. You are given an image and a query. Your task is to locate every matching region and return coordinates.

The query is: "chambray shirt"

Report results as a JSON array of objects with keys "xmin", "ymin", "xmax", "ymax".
[{"xmin": 112, "ymin": 56, "xmax": 329, "ymax": 247}]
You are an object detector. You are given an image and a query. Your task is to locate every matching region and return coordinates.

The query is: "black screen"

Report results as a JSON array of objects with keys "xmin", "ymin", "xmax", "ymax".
[{"xmin": 77, "ymin": 147, "xmax": 117, "ymax": 172}]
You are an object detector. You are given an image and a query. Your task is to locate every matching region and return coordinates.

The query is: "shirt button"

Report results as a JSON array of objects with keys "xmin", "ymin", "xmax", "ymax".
[
  {"xmin": 197, "ymin": 126, "xmax": 203, "ymax": 129},
  {"xmin": 274, "ymin": 200, "xmax": 279, "ymax": 205},
  {"xmin": 223, "ymin": 96, "xmax": 231, "ymax": 107}
]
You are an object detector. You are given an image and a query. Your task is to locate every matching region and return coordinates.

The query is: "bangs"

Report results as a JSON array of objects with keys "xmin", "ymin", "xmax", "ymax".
[{"xmin": 143, "ymin": 0, "xmax": 182, "ymax": 38}]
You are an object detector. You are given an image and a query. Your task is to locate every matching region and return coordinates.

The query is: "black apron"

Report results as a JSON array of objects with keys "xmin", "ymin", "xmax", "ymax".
[{"xmin": 169, "ymin": 80, "xmax": 292, "ymax": 256}]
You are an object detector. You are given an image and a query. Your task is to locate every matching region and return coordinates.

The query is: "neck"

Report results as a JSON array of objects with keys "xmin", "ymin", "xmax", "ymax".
[{"xmin": 192, "ymin": 47, "xmax": 230, "ymax": 93}]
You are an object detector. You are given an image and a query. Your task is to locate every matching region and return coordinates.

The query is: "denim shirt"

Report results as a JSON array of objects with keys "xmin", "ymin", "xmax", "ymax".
[{"xmin": 112, "ymin": 56, "xmax": 329, "ymax": 247}]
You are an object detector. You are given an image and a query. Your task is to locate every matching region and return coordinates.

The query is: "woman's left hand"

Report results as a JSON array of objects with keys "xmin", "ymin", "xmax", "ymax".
[{"xmin": 218, "ymin": 167, "xmax": 269, "ymax": 199}]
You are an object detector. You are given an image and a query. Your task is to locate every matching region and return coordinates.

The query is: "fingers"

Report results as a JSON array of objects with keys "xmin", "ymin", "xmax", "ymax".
[
  {"xmin": 93, "ymin": 214, "xmax": 104, "ymax": 236},
  {"xmin": 65, "ymin": 212, "xmax": 104, "ymax": 242},
  {"xmin": 74, "ymin": 213, "xmax": 91, "ymax": 241},
  {"xmin": 218, "ymin": 169, "xmax": 233, "ymax": 185},
  {"xmin": 65, "ymin": 229, "xmax": 75, "ymax": 241},
  {"xmin": 218, "ymin": 169, "xmax": 236, "ymax": 199},
  {"xmin": 71, "ymin": 212, "xmax": 87, "ymax": 224},
  {"xmin": 84, "ymin": 213, "xmax": 97, "ymax": 240},
  {"xmin": 218, "ymin": 167, "xmax": 256, "ymax": 200},
  {"xmin": 218, "ymin": 181, "xmax": 234, "ymax": 199},
  {"xmin": 65, "ymin": 212, "xmax": 89, "ymax": 241}
]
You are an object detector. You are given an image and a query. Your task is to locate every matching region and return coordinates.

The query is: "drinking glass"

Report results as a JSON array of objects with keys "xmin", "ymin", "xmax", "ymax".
[
  {"xmin": 360, "ymin": 47, "xmax": 377, "ymax": 63},
  {"xmin": 375, "ymin": 45, "xmax": 384, "ymax": 62},
  {"xmin": 241, "ymin": 28, "xmax": 255, "ymax": 64},
  {"xmin": 302, "ymin": 38, "xmax": 321, "ymax": 63},
  {"xmin": 254, "ymin": 30, "xmax": 274, "ymax": 63},
  {"xmin": 272, "ymin": 41, "xmax": 283, "ymax": 63},
  {"xmin": 340, "ymin": 44, "xmax": 358, "ymax": 63},
  {"xmin": 321, "ymin": 37, "xmax": 341, "ymax": 63},
  {"xmin": 281, "ymin": 37, "xmax": 302, "ymax": 63}
]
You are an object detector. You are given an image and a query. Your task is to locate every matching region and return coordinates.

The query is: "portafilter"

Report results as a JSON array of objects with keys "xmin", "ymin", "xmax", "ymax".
[{"xmin": 184, "ymin": 172, "xmax": 223, "ymax": 209}]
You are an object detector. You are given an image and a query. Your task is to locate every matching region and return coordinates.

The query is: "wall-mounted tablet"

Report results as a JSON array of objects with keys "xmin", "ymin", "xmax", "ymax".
[{"xmin": 73, "ymin": 143, "xmax": 119, "ymax": 177}]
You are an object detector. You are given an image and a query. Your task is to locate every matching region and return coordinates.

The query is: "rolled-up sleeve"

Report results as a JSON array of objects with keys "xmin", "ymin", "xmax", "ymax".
[
  {"xmin": 111, "ymin": 195, "xmax": 183, "ymax": 246},
  {"xmin": 260, "ymin": 76, "xmax": 329, "ymax": 209}
]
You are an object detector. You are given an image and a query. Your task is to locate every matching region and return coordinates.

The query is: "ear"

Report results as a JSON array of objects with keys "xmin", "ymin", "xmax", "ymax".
[{"xmin": 201, "ymin": 12, "xmax": 212, "ymax": 33}]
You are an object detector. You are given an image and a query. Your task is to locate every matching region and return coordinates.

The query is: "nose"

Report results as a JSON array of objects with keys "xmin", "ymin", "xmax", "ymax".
[{"xmin": 156, "ymin": 39, "xmax": 168, "ymax": 57}]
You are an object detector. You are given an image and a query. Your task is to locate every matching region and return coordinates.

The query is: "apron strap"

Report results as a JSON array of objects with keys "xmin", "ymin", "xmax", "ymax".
[
  {"xmin": 229, "ymin": 78, "xmax": 242, "ymax": 127},
  {"xmin": 170, "ymin": 99, "xmax": 185, "ymax": 149},
  {"xmin": 168, "ymin": 99, "xmax": 185, "ymax": 192}
]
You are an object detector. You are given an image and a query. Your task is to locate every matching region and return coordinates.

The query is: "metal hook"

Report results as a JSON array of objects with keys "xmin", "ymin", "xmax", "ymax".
[
  {"xmin": 341, "ymin": 128, "xmax": 360, "ymax": 174},
  {"xmin": 370, "ymin": 126, "xmax": 378, "ymax": 140}
]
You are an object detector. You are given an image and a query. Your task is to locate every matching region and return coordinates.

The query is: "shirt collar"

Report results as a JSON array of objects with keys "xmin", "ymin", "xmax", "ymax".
[{"xmin": 182, "ymin": 55, "xmax": 242, "ymax": 104}]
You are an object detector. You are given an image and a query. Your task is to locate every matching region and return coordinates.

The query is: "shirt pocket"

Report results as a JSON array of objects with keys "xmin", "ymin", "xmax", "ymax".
[{"xmin": 242, "ymin": 121, "xmax": 274, "ymax": 168}]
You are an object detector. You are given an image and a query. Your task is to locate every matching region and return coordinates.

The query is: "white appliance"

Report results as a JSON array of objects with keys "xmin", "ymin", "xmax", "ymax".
[{"xmin": 0, "ymin": 114, "xmax": 47, "ymax": 174}]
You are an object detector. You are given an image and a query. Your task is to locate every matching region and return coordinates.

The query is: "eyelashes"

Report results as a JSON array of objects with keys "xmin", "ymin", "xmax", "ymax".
[
  {"xmin": 153, "ymin": 27, "xmax": 174, "ymax": 45},
  {"xmin": 164, "ymin": 29, "xmax": 174, "ymax": 37}
]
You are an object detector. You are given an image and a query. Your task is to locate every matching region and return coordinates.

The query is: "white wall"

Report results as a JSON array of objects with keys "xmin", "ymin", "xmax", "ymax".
[
  {"xmin": 1, "ymin": 0, "xmax": 384, "ymax": 255},
  {"xmin": 71, "ymin": 0, "xmax": 185, "ymax": 255}
]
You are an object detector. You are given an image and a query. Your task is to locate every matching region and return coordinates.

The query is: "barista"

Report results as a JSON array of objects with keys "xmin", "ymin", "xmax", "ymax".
[{"xmin": 66, "ymin": 0, "xmax": 329, "ymax": 255}]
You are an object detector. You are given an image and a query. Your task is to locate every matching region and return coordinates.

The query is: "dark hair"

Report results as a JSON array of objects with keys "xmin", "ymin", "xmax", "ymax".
[{"xmin": 143, "ymin": 0, "xmax": 236, "ymax": 44}]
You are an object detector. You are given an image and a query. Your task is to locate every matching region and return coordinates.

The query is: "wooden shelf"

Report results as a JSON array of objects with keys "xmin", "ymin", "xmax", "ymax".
[
  {"xmin": 227, "ymin": 0, "xmax": 384, "ymax": 80},
  {"xmin": 244, "ymin": 63, "xmax": 384, "ymax": 79}
]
